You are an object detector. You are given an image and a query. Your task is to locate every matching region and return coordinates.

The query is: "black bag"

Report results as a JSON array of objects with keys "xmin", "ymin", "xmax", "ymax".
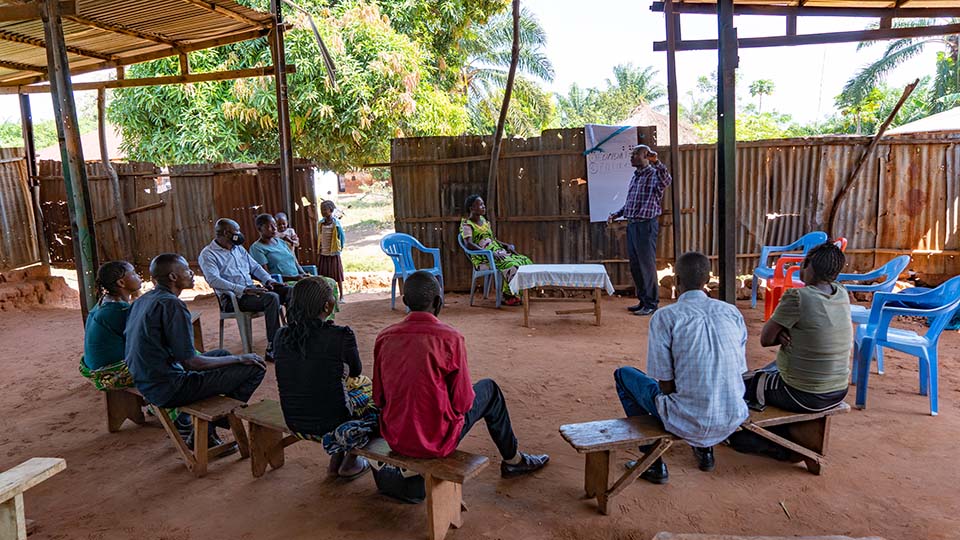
[{"xmin": 370, "ymin": 462, "xmax": 425, "ymax": 504}]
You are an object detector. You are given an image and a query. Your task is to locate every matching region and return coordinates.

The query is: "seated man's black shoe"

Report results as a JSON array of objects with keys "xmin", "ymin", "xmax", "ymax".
[
  {"xmin": 500, "ymin": 452, "xmax": 550, "ymax": 478},
  {"xmin": 625, "ymin": 458, "xmax": 669, "ymax": 485},
  {"xmin": 692, "ymin": 446, "xmax": 715, "ymax": 472},
  {"xmin": 633, "ymin": 307, "xmax": 657, "ymax": 316},
  {"xmin": 627, "ymin": 303, "xmax": 644, "ymax": 312}
]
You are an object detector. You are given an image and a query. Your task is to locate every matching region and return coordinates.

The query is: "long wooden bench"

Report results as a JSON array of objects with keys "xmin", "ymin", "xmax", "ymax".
[
  {"xmin": 560, "ymin": 403, "xmax": 850, "ymax": 515},
  {"xmin": 0, "ymin": 458, "xmax": 66, "ymax": 540},
  {"xmin": 235, "ymin": 399, "xmax": 489, "ymax": 540}
]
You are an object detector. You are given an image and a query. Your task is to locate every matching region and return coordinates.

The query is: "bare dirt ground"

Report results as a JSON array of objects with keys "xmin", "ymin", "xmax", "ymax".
[{"xmin": 2, "ymin": 293, "xmax": 959, "ymax": 540}]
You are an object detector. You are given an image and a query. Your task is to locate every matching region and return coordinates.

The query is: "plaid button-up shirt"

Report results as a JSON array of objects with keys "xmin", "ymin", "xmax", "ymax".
[
  {"xmin": 613, "ymin": 161, "xmax": 672, "ymax": 220},
  {"xmin": 646, "ymin": 290, "xmax": 749, "ymax": 447}
]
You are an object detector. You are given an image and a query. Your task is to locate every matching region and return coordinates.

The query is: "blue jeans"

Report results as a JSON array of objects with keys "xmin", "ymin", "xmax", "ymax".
[{"xmin": 614, "ymin": 366, "xmax": 662, "ymax": 420}]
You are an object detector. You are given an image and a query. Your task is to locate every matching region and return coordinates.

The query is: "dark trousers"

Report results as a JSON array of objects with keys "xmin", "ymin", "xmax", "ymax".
[
  {"xmin": 222, "ymin": 285, "xmax": 291, "ymax": 345},
  {"xmin": 162, "ymin": 349, "xmax": 265, "ymax": 413},
  {"xmin": 743, "ymin": 362, "xmax": 847, "ymax": 414},
  {"xmin": 458, "ymin": 379, "xmax": 519, "ymax": 461},
  {"xmin": 627, "ymin": 219, "xmax": 659, "ymax": 309}
]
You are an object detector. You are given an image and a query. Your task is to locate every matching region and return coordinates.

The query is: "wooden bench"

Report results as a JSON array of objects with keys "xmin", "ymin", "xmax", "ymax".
[
  {"xmin": 235, "ymin": 399, "xmax": 490, "ymax": 540},
  {"xmin": 153, "ymin": 395, "xmax": 250, "ymax": 477},
  {"xmin": 0, "ymin": 458, "xmax": 66, "ymax": 540},
  {"xmin": 105, "ymin": 386, "xmax": 148, "ymax": 433},
  {"xmin": 559, "ymin": 403, "xmax": 850, "ymax": 515}
]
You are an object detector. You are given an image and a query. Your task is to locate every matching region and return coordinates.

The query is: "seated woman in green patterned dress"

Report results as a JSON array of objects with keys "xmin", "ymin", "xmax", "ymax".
[
  {"xmin": 80, "ymin": 260, "xmax": 142, "ymax": 389},
  {"xmin": 460, "ymin": 194, "xmax": 533, "ymax": 306}
]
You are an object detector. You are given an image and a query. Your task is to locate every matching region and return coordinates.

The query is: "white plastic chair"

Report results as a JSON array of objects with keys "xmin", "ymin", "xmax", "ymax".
[{"xmin": 218, "ymin": 290, "xmax": 263, "ymax": 354}]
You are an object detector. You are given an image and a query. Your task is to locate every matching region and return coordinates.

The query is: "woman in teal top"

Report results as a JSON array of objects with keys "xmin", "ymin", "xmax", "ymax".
[
  {"xmin": 249, "ymin": 213, "xmax": 308, "ymax": 280},
  {"xmin": 82, "ymin": 261, "xmax": 142, "ymax": 370}
]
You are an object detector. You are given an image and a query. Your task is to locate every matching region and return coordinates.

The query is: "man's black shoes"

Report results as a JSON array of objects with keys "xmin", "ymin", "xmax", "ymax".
[
  {"xmin": 625, "ymin": 458, "xmax": 669, "ymax": 484},
  {"xmin": 692, "ymin": 446, "xmax": 715, "ymax": 472},
  {"xmin": 501, "ymin": 452, "xmax": 550, "ymax": 478},
  {"xmin": 627, "ymin": 303, "xmax": 644, "ymax": 312},
  {"xmin": 633, "ymin": 307, "xmax": 657, "ymax": 316}
]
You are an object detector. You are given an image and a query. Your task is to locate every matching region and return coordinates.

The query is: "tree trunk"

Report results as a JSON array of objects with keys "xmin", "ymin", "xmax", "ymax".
[{"xmin": 485, "ymin": 0, "xmax": 520, "ymax": 228}]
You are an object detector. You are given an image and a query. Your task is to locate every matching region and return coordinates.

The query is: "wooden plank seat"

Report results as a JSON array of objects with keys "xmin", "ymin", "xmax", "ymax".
[
  {"xmin": 0, "ymin": 458, "xmax": 66, "ymax": 540},
  {"xmin": 559, "ymin": 403, "xmax": 851, "ymax": 515},
  {"xmin": 151, "ymin": 395, "xmax": 250, "ymax": 478},
  {"xmin": 235, "ymin": 399, "xmax": 490, "ymax": 540}
]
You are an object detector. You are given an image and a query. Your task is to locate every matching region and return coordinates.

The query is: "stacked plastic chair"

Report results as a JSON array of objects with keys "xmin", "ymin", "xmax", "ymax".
[{"xmin": 762, "ymin": 237, "xmax": 847, "ymax": 320}]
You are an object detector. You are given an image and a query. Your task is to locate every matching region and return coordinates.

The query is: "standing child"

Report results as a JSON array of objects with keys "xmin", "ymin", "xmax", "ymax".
[{"xmin": 317, "ymin": 200, "xmax": 345, "ymax": 302}]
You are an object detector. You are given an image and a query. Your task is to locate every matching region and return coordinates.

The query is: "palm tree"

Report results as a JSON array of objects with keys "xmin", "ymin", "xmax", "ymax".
[
  {"xmin": 749, "ymin": 79, "xmax": 774, "ymax": 113},
  {"xmin": 459, "ymin": 5, "xmax": 554, "ymax": 134},
  {"xmin": 840, "ymin": 19, "xmax": 959, "ymax": 115}
]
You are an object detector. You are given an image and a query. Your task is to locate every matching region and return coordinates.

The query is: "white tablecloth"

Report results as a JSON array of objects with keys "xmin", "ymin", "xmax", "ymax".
[{"xmin": 508, "ymin": 264, "xmax": 615, "ymax": 296}]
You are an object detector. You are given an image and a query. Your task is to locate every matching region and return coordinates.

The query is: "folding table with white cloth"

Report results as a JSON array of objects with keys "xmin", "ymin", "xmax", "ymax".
[{"xmin": 508, "ymin": 264, "xmax": 616, "ymax": 327}]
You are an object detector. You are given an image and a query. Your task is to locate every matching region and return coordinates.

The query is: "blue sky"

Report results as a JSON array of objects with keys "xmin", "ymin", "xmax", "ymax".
[{"xmin": 523, "ymin": 0, "xmax": 939, "ymax": 124}]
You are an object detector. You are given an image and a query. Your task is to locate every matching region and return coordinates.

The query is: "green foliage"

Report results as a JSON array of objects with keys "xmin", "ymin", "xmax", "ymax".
[
  {"xmin": 821, "ymin": 81, "xmax": 932, "ymax": 135},
  {"xmin": 0, "ymin": 114, "xmax": 97, "ymax": 153},
  {"xmin": 552, "ymin": 64, "xmax": 666, "ymax": 127},
  {"xmin": 469, "ymin": 76, "xmax": 555, "ymax": 137},
  {"xmin": 748, "ymin": 79, "xmax": 774, "ymax": 112},
  {"xmin": 108, "ymin": 0, "xmax": 507, "ymax": 169}
]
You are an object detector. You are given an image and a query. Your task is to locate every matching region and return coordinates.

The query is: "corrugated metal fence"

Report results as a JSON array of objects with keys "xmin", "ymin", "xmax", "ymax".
[
  {"xmin": 38, "ymin": 160, "xmax": 319, "ymax": 269},
  {"xmin": 391, "ymin": 129, "xmax": 960, "ymax": 291},
  {"xmin": 0, "ymin": 147, "xmax": 40, "ymax": 271}
]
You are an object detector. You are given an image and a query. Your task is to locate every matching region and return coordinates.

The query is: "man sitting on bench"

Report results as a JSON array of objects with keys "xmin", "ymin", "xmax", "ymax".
[
  {"xmin": 373, "ymin": 271, "xmax": 549, "ymax": 479},
  {"xmin": 125, "ymin": 253, "xmax": 267, "ymax": 450},
  {"xmin": 613, "ymin": 251, "xmax": 749, "ymax": 483}
]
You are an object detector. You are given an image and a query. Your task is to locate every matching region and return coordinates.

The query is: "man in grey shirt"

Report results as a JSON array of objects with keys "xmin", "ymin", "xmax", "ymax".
[
  {"xmin": 613, "ymin": 251, "xmax": 749, "ymax": 484},
  {"xmin": 198, "ymin": 218, "xmax": 290, "ymax": 360}
]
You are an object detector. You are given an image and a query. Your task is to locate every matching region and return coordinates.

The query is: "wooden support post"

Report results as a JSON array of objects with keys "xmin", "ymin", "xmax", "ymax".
[
  {"xmin": 18, "ymin": 93, "xmax": 48, "ymax": 268},
  {"xmin": 270, "ymin": 0, "xmax": 295, "ymax": 220},
  {"xmin": 664, "ymin": 0, "xmax": 682, "ymax": 268},
  {"xmin": 178, "ymin": 53, "xmax": 189, "ymax": 75},
  {"xmin": 522, "ymin": 288, "xmax": 530, "ymax": 327},
  {"xmin": 786, "ymin": 15, "xmax": 797, "ymax": 36},
  {"xmin": 41, "ymin": 0, "xmax": 98, "ymax": 319},
  {"xmin": 98, "ymin": 88, "xmax": 132, "ymax": 262},
  {"xmin": 716, "ymin": 0, "xmax": 738, "ymax": 304},
  {"xmin": 593, "ymin": 287, "xmax": 601, "ymax": 325}
]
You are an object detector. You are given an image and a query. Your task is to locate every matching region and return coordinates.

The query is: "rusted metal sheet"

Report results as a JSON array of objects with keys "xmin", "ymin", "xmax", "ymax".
[
  {"xmin": 38, "ymin": 160, "xmax": 317, "ymax": 270},
  {"xmin": 0, "ymin": 147, "xmax": 40, "ymax": 270},
  {"xmin": 392, "ymin": 131, "xmax": 960, "ymax": 291}
]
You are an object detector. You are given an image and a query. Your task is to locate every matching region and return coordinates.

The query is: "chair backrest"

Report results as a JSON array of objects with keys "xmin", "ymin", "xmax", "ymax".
[
  {"xmin": 457, "ymin": 234, "xmax": 470, "ymax": 260},
  {"xmin": 799, "ymin": 231, "xmax": 829, "ymax": 253},
  {"xmin": 924, "ymin": 275, "xmax": 960, "ymax": 338},
  {"xmin": 380, "ymin": 233, "xmax": 419, "ymax": 274}
]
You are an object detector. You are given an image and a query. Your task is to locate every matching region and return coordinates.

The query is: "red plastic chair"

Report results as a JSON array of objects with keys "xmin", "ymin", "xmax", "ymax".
[{"xmin": 763, "ymin": 237, "xmax": 847, "ymax": 320}]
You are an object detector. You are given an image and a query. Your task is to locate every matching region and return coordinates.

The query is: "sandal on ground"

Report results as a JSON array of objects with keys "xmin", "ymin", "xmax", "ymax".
[
  {"xmin": 338, "ymin": 456, "xmax": 370, "ymax": 480},
  {"xmin": 503, "ymin": 296, "xmax": 522, "ymax": 306}
]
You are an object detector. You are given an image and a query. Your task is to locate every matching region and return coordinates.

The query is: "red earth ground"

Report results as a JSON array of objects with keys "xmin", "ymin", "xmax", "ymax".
[{"xmin": 1, "ymin": 291, "xmax": 958, "ymax": 540}]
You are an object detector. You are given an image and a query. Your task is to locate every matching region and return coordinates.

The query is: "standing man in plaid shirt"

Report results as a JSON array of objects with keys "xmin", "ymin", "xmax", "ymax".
[{"xmin": 607, "ymin": 144, "xmax": 673, "ymax": 316}]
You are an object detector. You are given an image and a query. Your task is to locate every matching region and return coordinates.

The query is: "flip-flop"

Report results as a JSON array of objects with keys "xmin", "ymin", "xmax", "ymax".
[
  {"xmin": 338, "ymin": 456, "xmax": 370, "ymax": 480},
  {"xmin": 328, "ymin": 452, "xmax": 345, "ymax": 476}
]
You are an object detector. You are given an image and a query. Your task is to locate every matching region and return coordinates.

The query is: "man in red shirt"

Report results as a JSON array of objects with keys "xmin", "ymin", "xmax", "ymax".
[{"xmin": 373, "ymin": 271, "xmax": 549, "ymax": 477}]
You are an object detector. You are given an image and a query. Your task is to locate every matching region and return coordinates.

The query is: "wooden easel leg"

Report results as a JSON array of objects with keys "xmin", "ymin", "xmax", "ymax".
[
  {"xmin": 155, "ymin": 408, "xmax": 198, "ymax": 474},
  {"xmin": 105, "ymin": 390, "xmax": 146, "ymax": 432},
  {"xmin": 193, "ymin": 418, "xmax": 209, "ymax": 478},
  {"xmin": 522, "ymin": 289, "xmax": 530, "ymax": 327},
  {"xmin": 425, "ymin": 474, "xmax": 462, "ymax": 540},
  {"xmin": 0, "ymin": 493, "xmax": 26, "ymax": 540},
  {"xmin": 227, "ymin": 414, "xmax": 250, "ymax": 459}
]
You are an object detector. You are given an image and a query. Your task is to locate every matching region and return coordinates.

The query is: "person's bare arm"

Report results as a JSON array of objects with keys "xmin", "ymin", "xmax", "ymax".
[
  {"xmin": 658, "ymin": 379, "xmax": 676, "ymax": 395},
  {"xmin": 760, "ymin": 319, "xmax": 791, "ymax": 348},
  {"xmin": 182, "ymin": 352, "xmax": 266, "ymax": 371}
]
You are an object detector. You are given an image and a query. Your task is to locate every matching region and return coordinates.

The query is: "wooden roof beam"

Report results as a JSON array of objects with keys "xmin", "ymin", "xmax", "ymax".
[
  {"xmin": 0, "ymin": 64, "xmax": 295, "ymax": 94},
  {"xmin": 650, "ymin": 2, "xmax": 960, "ymax": 18},
  {"xmin": 65, "ymin": 14, "xmax": 185, "ymax": 49},
  {"xmin": 176, "ymin": 0, "xmax": 270, "ymax": 28},
  {"xmin": 0, "ymin": 28, "xmax": 117, "ymax": 61},
  {"xmin": 0, "ymin": 59, "xmax": 47, "ymax": 73},
  {"xmin": 653, "ymin": 21, "xmax": 960, "ymax": 51},
  {"xmin": 0, "ymin": 1, "xmax": 73, "ymax": 22},
  {"xmin": 0, "ymin": 26, "xmax": 271, "ymax": 86}
]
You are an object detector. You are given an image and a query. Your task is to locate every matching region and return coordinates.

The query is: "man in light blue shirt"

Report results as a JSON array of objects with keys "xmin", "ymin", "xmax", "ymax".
[
  {"xmin": 614, "ymin": 251, "xmax": 749, "ymax": 484},
  {"xmin": 198, "ymin": 218, "xmax": 290, "ymax": 360}
]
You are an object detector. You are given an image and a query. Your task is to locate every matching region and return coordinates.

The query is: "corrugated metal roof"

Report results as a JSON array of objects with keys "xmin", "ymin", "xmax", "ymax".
[{"xmin": 0, "ymin": 0, "xmax": 272, "ymax": 88}]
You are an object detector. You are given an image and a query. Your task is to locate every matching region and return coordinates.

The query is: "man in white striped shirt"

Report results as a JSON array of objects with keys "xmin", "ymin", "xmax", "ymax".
[{"xmin": 614, "ymin": 251, "xmax": 749, "ymax": 483}]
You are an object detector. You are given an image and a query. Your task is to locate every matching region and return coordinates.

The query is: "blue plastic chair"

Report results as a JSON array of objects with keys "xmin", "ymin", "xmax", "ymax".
[
  {"xmin": 457, "ymin": 234, "xmax": 501, "ymax": 308},
  {"xmin": 840, "ymin": 255, "xmax": 910, "ymax": 374},
  {"xmin": 751, "ymin": 231, "xmax": 828, "ymax": 308},
  {"xmin": 852, "ymin": 275, "xmax": 960, "ymax": 416},
  {"xmin": 270, "ymin": 264, "xmax": 318, "ymax": 283},
  {"xmin": 380, "ymin": 233, "xmax": 443, "ymax": 310}
]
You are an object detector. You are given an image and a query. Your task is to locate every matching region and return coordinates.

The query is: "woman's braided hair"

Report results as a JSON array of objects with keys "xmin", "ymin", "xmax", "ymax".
[
  {"xmin": 280, "ymin": 276, "xmax": 335, "ymax": 357},
  {"xmin": 804, "ymin": 241, "xmax": 845, "ymax": 283},
  {"xmin": 95, "ymin": 260, "xmax": 130, "ymax": 299}
]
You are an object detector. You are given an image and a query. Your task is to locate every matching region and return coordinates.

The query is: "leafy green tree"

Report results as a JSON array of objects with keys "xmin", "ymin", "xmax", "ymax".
[
  {"xmin": 108, "ymin": 0, "xmax": 506, "ymax": 169},
  {"xmin": 839, "ymin": 19, "xmax": 959, "ymax": 117},
  {"xmin": 749, "ymin": 79, "xmax": 774, "ymax": 113},
  {"xmin": 469, "ymin": 76, "xmax": 555, "ymax": 137},
  {"xmin": 552, "ymin": 64, "xmax": 665, "ymax": 127}
]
